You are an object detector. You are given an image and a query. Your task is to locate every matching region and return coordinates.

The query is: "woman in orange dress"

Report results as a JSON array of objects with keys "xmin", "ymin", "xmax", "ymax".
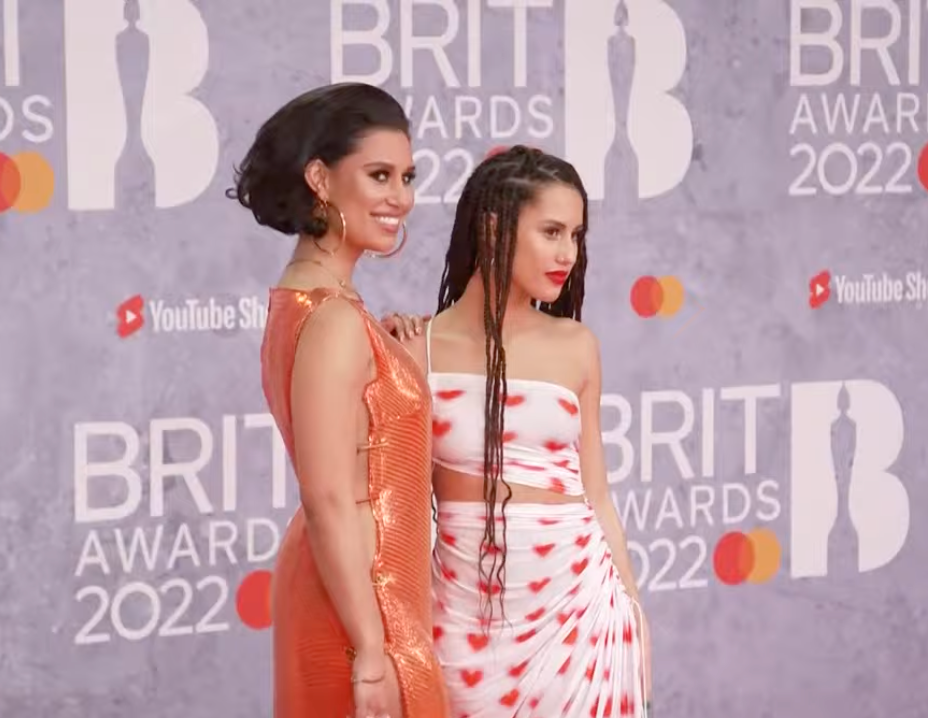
[{"xmin": 228, "ymin": 83, "xmax": 449, "ymax": 718}]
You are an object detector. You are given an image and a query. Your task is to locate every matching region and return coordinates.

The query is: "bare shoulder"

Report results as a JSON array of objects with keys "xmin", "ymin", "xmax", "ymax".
[
  {"xmin": 296, "ymin": 296, "xmax": 371, "ymax": 371},
  {"xmin": 537, "ymin": 314, "xmax": 600, "ymax": 360}
]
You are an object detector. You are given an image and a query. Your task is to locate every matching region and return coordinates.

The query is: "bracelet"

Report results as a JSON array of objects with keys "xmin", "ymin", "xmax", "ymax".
[{"xmin": 350, "ymin": 672, "xmax": 386, "ymax": 685}]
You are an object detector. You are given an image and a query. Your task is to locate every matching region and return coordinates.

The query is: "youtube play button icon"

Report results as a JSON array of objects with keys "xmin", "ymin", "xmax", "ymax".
[
  {"xmin": 116, "ymin": 294, "xmax": 145, "ymax": 338},
  {"xmin": 808, "ymin": 271, "xmax": 830, "ymax": 309}
]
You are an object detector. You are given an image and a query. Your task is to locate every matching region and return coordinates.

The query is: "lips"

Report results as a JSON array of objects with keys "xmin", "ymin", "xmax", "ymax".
[{"xmin": 546, "ymin": 271, "xmax": 569, "ymax": 285}]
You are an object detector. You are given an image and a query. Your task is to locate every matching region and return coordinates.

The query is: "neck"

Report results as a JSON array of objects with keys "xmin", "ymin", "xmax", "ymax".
[
  {"xmin": 291, "ymin": 233, "xmax": 361, "ymax": 285},
  {"xmin": 454, "ymin": 271, "xmax": 535, "ymax": 337}
]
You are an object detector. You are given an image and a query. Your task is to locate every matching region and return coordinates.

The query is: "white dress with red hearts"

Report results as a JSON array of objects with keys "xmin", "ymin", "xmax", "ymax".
[{"xmin": 427, "ymin": 326, "xmax": 648, "ymax": 718}]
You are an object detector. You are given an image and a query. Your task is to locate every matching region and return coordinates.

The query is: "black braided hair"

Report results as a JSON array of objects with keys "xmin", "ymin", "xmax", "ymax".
[{"xmin": 436, "ymin": 145, "xmax": 589, "ymax": 627}]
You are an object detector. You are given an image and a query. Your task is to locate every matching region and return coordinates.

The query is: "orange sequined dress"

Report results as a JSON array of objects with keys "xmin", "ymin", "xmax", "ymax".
[{"xmin": 261, "ymin": 286, "xmax": 448, "ymax": 718}]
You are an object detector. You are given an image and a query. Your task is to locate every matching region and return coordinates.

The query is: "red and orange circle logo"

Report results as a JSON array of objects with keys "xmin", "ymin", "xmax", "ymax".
[
  {"xmin": 236, "ymin": 569, "xmax": 273, "ymax": 630},
  {"xmin": 0, "ymin": 151, "xmax": 55, "ymax": 213},
  {"xmin": 918, "ymin": 143, "xmax": 928, "ymax": 192},
  {"xmin": 713, "ymin": 528, "xmax": 781, "ymax": 585},
  {"xmin": 630, "ymin": 275, "xmax": 685, "ymax": 318}
]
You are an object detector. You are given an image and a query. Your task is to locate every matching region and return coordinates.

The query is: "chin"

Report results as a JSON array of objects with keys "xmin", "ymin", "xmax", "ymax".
[
  {"xmin": 365, "ymin": 236, "xmax": 400, "ymax": 254},
  {"xmin": 535, "ymin": 289, "xmax": 564, "ymax": 305}
]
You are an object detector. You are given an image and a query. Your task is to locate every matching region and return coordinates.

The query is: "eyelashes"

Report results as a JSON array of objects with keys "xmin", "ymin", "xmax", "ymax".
[{"xmin": 370, "ymin": 171, "xmax": 417, "ymax": 184}]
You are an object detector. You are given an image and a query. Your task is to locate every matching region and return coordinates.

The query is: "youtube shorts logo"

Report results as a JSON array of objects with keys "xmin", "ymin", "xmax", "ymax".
[
  {"xmin": 116, "ymin": 295, "xmax": 145, "ymax": 337},
  {"xmin": 809, "ymin": 271, "xmax": 831, "ymax": 309}
]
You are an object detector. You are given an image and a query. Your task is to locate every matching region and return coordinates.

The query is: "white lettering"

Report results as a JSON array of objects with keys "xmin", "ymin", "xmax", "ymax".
[
  {"xmin": 487, "ymin": 0, "xmax": 553, "ymax": 87},
  {"xmin": 790, "ymin": 0, "xmax": 922, "ymax": 87},
  {"xmin": 208, "ymin": 520, "xmax": 239, "ymax": 565},
  {"xmin": 641, "ymin": 390, "xmax": 695, "ymax": 483},
  {"xmin": 719, "ymin": 385, "xmax": 781, "ymax": 476},
  {"xmin": 74, "ymin": 530, "xmax": 111, "ymax": 576},
  {"xmin": 790, "ymin": 0, "xmax": 845, "ymax": 87},
  {"xmin": 247, "ymin": 518, "xmax": 280, "ymax": 562},
  {"xmin": 489, "ymin": 95, "xmax": 520, "ymax": 138},
  {"xmin": 74, "ymin": 422, "xmax": 143, "ymax": 523},
  {"xmin": 115, "ymin": 525, "xmax": 164, "ymax": 573},
  {"xmin": 905, "ymin": 271, "xmax": 928, "ymax": 302},
  {"xmin": 526, "ymin": 95, "xmax": 555, "ymax": 138},
  {"xmin": 601, "ymin": 392, "xmax": 635, "ymax": 484},
  {"xmin": 166, "ymin": 523, "xmax": 201, "ymax": 570},
  {"xmin": 722, "ymin": 483, "xmax": 752, "ymax": 524},
  {"xmin": 332, "ymin": 0, "xmax": 552, "ymax": 88},
  {"xmin": 331, "ymin": 0, "xmax": 393, "ymax": 85},
  {"xmin": 834, "ymin": 272, "xmax": 906, "ymax": 303},
  {"xmin": 74, "ymin": 415, "xmax": 287, "ymax": 524},
  {"xmin": 614, "ymin": 482, "xmax": 783, "ymax": 532},
  {"xmin": 149, "ymin": 418, "xmax": 215, "ymax": 518},
  {"xmin": 21, "ymin": 95, "xmax": 54, "ymax": 143},
  {"xmin": 400, "ymin": 0, "xmax": 460, "ymax": 88},
  {"xmin": 2, "ymin": 0, "xmax": 21, "ymax": 86},
  {"xmin": 850, "ymin": 0, "xmax": 902, "ymax": 86},
  {"xmin": 756, "ymin": 478, "xmax": 782, "ymax": 522}
]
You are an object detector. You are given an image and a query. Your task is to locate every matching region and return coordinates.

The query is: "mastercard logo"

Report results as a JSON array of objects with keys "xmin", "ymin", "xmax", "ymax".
[
  {"xmin": 0, "ymin": 151, "xmax": 55, "ymax": 213},
  {"xmin": 630, "ymin": 275, "xmax": 684, "ymax": 318},
  {"xmin": 918, "ymin": 142, "xmax": 928, "ymax": 192},
  {"xmin": 713, "ymin": 528, "xmax": 781, "ymax": 586},
  {"xmin": 236, "ymin": 569, "xmax": 273, "ymax": 630}
]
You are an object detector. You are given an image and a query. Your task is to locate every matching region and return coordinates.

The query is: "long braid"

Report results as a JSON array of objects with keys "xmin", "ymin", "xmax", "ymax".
[{"xmin": 436, "ymin": 146, "xmax": 589, "ymax": 629}]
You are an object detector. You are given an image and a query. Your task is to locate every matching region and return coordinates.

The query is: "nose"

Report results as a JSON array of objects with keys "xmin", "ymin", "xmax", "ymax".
[
  {"xmin": 557, "ymin": 240, "xmax": 578, "ymax": 266},
  {"xmin": 388, "ymin": 177, "xmax": 415, "ymax": 212}
]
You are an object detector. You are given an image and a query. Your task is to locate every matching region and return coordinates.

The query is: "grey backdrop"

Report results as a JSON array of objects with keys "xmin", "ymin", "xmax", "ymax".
[{"xmin": 2, "ymin": 0, "xmax": 926, "ymax": 716}]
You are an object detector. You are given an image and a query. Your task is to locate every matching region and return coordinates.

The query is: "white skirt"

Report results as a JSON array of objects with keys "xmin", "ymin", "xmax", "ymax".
[{"xmin": 431, "ymin": 501, "xmax": 648, "ymax": 718}]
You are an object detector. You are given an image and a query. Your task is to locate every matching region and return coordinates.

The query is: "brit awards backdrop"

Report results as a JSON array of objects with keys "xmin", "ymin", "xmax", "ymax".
[{"xmin": 1, "ymin": 1, "xmax": 926, "ymax": 716}]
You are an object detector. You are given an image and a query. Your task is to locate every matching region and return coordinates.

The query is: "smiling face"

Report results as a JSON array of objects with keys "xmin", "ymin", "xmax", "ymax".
[
  {"xmin": 307, "ymin": 128, "xmax": 416, "ymax": 254},
  {"xmin": 508, "ymin": 182, "xmax": 585, "ymax": 304}
]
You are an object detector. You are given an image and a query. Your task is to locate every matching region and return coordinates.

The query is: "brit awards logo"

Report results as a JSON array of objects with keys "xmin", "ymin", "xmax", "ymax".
[
  {"xmin": 328, "ymin": 0, "xmax": 692, "ymax": 205},
  {"xmin": 788, "ymin": 0, "xmax": 928, "ymax": 196},
  {"xmin": 789, "ymin": 380, "xmax": 909, "ymax": 577},
  {"xmin": 598, "ymin": 377, "xmax": 911, "ymax": 594},
  {"xmin": 563, "ymin": 0, "xmax": 693, "ymax": 201},
  {"xmin": 63, "ymin": 0, "xmax": 218, "ymax": 210}
]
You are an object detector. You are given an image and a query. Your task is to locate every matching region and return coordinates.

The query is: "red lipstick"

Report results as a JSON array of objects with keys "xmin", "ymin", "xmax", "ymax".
[{"xmin": 546, "ymin": 271, "xmax": 569, "ymax": 286}]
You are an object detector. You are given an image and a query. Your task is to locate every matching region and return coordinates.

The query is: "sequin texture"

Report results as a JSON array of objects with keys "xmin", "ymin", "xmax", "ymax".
[{"xmin": 261, "ymin": 286, "xmax": 449, "ymax": 718}]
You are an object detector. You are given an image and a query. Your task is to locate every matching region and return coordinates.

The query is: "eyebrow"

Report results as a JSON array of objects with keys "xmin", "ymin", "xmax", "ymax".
[
  {"xmin": 363, "ymin": 162, "xmax": 417, "ymax": 173},
  {"xmin": 541, "ymin": 219, "xmax": 584, "ymax": 230}
]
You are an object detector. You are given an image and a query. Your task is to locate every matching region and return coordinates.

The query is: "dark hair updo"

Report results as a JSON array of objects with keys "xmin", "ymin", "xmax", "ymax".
[{"xmin": 227, "ymin": 82, "xmax": 410, "ymax": 237}]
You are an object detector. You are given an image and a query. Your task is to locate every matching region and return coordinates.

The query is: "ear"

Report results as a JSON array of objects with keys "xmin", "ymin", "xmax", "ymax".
[{"xmin": 304, "ymin": 159, "xmax": 329, "ymax": 202}]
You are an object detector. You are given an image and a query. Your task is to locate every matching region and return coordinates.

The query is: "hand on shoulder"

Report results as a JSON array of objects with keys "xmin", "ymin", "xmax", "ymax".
[{"xmin": 379, "ymin": 310, "xmax": 431, "ymax": 372}]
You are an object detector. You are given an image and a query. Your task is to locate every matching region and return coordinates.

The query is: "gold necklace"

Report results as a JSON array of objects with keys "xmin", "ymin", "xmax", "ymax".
[{"xmin": 289, "ymin": 257, "xmax": 354, "ymax": 291}]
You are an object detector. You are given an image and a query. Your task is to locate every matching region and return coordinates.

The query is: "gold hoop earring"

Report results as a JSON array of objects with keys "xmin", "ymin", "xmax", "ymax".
[
  {"xmin": 365, "ymin": 221, "xmax": 408, "ymax": 259},
  {"xmin": 313, "ymin": 200, "xmax": 347, "ymax": 256}
]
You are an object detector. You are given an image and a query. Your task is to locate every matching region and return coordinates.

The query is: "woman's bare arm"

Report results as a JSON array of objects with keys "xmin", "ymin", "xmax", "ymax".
[
  {"xmin": 575, "ymin": 326, "xmax": 641, "ymax": 604},
  {"xmin": 290, "ymin": 299, "xmax": 385, "ymax": 661},
  {"xmin": 575, "ymin": 325, "xmax": 651, "ymax": 698}
]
